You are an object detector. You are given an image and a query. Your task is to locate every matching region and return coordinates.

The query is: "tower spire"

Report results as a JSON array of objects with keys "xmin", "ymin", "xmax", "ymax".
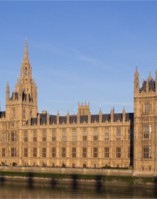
[
  {"xmin": 23, "ymin": 40, "xmax": 29, "ymax": 64},
  {"xmin": 20, "ymin": 40, "xmax": 32, "ymax": 79}
]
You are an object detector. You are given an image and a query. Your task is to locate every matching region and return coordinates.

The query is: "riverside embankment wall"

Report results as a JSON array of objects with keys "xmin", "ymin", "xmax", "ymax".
[
  {"xmin": 0, "ymin": 166, "xmax": 133, "ymax": 176},
  {"xmin": 0, "ymin": 166, "xmax": 157, "ymax": 188}
]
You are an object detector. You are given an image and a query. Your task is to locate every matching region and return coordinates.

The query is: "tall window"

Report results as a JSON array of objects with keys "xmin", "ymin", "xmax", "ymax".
[
  {"xmin": 11, "ymin": 147, "xmax": 17, "ymax": 157},
  {"xmin": 143, "ymin": 146, "xmax": 151, "ymax": 159},
  {"xmin": 128, "ymin": 129, "xmax": 130, "ymax": 140},
  {"xmin": 62, "ymin": 129, "xmax": 66, "ymax": 141},
  {"xmin": 33, "ymin": 148, "xmax": 37, "ymax": 157},
  {"xmin": 143, "ymin": 124, "xmax": 151, "ymax": 139},
  {"xmin": 52, "ymin": 129, "xmax": 56, "ymax": 141},
  {"xmin": 24, "ymin": 130, "xmax": 28, "ymax": 142},
  {"xmin": 2, "ymin": 148, "xmax": 5, "ymax": 157},
  {"xmin": 104, "ymin": 147, "xmax": 109, "ymax": 158},
  {"xmin": 116, "ymin": 128, "xmax": 121, "ymax": 140},
  {"xmin": 33, "ymin": 130, "xmax": 37, "ymax": 142},
  {"xmin": 11, "ymin": 108, "xmax": 15, "ymax": 118},
  {"xmin": 22, "ymin": 110, "xmax": 26, "ymax": 119},
  {"xmin": 128, "ymin": 147, "xmax": 130, "ymax": 158},
  {"xmin": 104, "ymin": 128, "xmax": 110, "ymax": 140},
  {"xmin": 82, "ymin": 129, "xmax": 87, "ymax": 141},
  {"xmin": 72, "ymin": 129, "xmax": 77, "ymax": 141},
  {"xmin": 93, "ymin": 147, "xmax": 98, "ymax": 158},
  {"xmin": 42, "ymin": 147, "xmax": 46, "ymax": 157},
  {"xmin": 52, "ymin": 147, "xmax": 56, "ymax": 157},
  {"xmin": 30, "ymin": 110, "xmax": 32, "ymax": 117},
  {"xmin": 62, "ymin": 147, "xmax": 66, "ymax": 158},
  {"xmin": 82, "ymin": 147, "xmax": 87, "ymax": 158},
  {"xmin": 11, "ymin": 131, "xmax": 16, "ymax": 142},
  {"xmin": 42, "ymin": 130, "xmax": 46, "ymax": 141},
  {"xmin": 116, "ymin": 147, "xmax": 121, "ymax": 158},
  {"xmin": 145, "ymin": 102, "xmax": 151, "ymax": 113},
  {"xmin": 24, "ymin": 148, "xmax": 28, "ymax": 157},
  {"xmin": 72, "ymin": 147, "xmax": 76, "ymax": 158},
  {"xmin": 2, "ymin": 132, "xmax": 6, "ymax": 142},
  {"xmin": 93, "ymin": 128, "xmax": 98, "ymax": 141}
]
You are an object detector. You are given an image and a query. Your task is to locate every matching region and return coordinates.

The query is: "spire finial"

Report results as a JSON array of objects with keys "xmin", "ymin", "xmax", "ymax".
[
  {"xmin": 99, "ymin": 106, "xmax": 102, "ymax": 115},
  {"xmin": 24, "ymin": 39, "xmax": 28, "ymax": 59},
  {"xmin": 122, "ymin": 106, "xmax": 126, "ymax": 113},
  {"xmin": 23, "ymin": 39, "xmax": 29, "ymax": 63},
  {"xmin": 148, "ymin": 71, "xmax": 152, "ymax": 81},
  {"xmin": 135, "ymin": 66, "xmax": 139, "ymax": 77}
]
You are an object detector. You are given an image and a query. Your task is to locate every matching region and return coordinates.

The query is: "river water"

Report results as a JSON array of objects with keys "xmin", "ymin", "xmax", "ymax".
[{"xmin": 0, "ymin": 183, "xmax": 157, "ymax": 199}]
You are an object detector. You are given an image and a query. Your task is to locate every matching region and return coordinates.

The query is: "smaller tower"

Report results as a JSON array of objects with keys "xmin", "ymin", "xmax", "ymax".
[
  {"xmin": 78, "ymin": 102, "xmax": 90, "ymax": 116},
  {"xmin": 133, "ymin": 70, "xmax": 157, "ymax": 175},
  {"xmin": 5, "ymin": 41, "xmax": 38, "ymax": 121}
]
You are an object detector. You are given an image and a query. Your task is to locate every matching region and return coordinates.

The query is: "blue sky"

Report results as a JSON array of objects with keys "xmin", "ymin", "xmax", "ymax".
[{"xmin": 0, "ymin": 1, "xmax": 157, "ymax": 115}]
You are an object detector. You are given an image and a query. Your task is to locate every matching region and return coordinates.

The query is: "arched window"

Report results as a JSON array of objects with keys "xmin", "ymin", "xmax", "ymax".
[{"xmin": 144, "ymin": 102, "xmax": 151, "ymax": 113}]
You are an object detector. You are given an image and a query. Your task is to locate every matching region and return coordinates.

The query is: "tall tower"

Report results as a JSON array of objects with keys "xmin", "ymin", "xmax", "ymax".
[
  {"xmin": 5, "ymin": 41, "xmax": 38, "ymax": 123},
  {"xmin": 133, "ymin": 68, "xmax": 157, "ymax": 175}
]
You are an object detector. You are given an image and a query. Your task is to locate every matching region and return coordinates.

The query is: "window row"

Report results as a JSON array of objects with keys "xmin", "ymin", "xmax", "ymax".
[
  {"xmin": 1, "ymin": 127, "xmax": 131, "ymax": 143},
  {"xmin": 1, "ymin": 147, "xmax": 128, "ymax": 159}
]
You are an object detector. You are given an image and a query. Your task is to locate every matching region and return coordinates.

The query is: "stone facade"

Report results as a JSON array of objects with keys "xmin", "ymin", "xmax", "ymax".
[{"xmin": 0, "ymin": 42, "xmax": 155, "ymax": 175}]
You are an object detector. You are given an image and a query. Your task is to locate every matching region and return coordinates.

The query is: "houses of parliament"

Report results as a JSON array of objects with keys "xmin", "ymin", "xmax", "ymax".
[{"xmin": 0, "ymin": 42, "xmax": 157, "ymax": 176}]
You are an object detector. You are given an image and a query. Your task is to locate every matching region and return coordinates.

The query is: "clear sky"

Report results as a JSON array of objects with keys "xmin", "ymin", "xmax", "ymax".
[{"xmin": 0, "ymin": 1, "xmax": 157, "ymax": 115}]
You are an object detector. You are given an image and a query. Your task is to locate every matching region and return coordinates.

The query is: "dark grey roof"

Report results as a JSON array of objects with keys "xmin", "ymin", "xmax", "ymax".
[
  {"xmin": 0, "ymin": 111, "xmax": 5, "ymax": 118},
  {"xmin": 114, "ymin": 113, "xmax": 122, "ymax": 122},
  {"xmin": 102, "ymin": 114, "xmax": 110, "ymax": 122},
  {"xmin": 40, "ymin": 113, "xmax": 47, "ymax": 125},
  {"xmin": 140, "ymin": 79, "xmax": 155, "ymax": 92},
  {"xmin": 69, "ymin": 115, "xmax": 77, "ymax": 124},
  {"xmin": 91, "ymin": 115, "xmax": 99, "ymax": 123},
  {"xmin": 126, "ymin": 113, "xmax": 134, "ymax": 123},
  {"xmin": 50, "ymin": 115, "xmax": 57, "ymax": 124},
  {"xmin": 149, "ymin": 79, "xmax": 155, "ymax": 91},
  {"xmin": 10, "ymin": 92, "xmax": 18, "ymax": 100},
  {"xmin": 10, "ymin": 91, "xmax": 33, "ymax": 102},
  {"xmin": 59, "ymin": 116, "xmax": 67, "ymax": 124},
  {"xmin": 28, "ymin": 112, "xmax": 134, "ymax": 126},
  {"xmin": 80, "ymin": 115, "xmax": 88, "ymax": 123},
  {"xmin": 31, "ymin": 118, "xmax": 37, "ymax": 125}
]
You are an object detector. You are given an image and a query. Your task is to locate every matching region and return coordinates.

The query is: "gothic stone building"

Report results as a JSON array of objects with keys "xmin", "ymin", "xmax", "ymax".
[{"xmin": 0, "ymin": 42, "xmax": 156, "ymax": 176}]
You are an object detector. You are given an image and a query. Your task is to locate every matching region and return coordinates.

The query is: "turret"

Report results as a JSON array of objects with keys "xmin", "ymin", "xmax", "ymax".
[
  {"xmin": 6, "ymin": 82, "xmax": 10, "ymax": 101},
  {"xmin": 122, "ymin": 107, "xmax": 126, "ymax": 122},
  {"xmin": 155, "ymin": 70, "xmax": 157, "ymax": 94},
  {"xmin": 66, "ymin": 111, "xmax": 69, "ymax": 124},
  {"xmin": 110, "ymin": 107, "xmax": 114, "ymax": 122},
  {"xmin": 99, "ymin": 108, "xmax": 102, "ymax": 123},
  {"xmin": 57, "ymin": 112, "xmax": 60, "ymax": 125},
  {"xmin": 134, "ymin": 67, "xmax": 139, "ymax": 95}
]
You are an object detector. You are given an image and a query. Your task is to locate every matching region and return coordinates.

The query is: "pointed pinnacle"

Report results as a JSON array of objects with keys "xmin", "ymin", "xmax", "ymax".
[{"xmin": 23, "ymin": 40, "xmax": 29, "ymax": 63}]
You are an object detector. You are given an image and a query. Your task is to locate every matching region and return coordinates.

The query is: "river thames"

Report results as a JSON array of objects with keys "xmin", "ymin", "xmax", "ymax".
[{"xmin": 0, "ymin": 183, "xmax": 157, "ymax": 199}]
